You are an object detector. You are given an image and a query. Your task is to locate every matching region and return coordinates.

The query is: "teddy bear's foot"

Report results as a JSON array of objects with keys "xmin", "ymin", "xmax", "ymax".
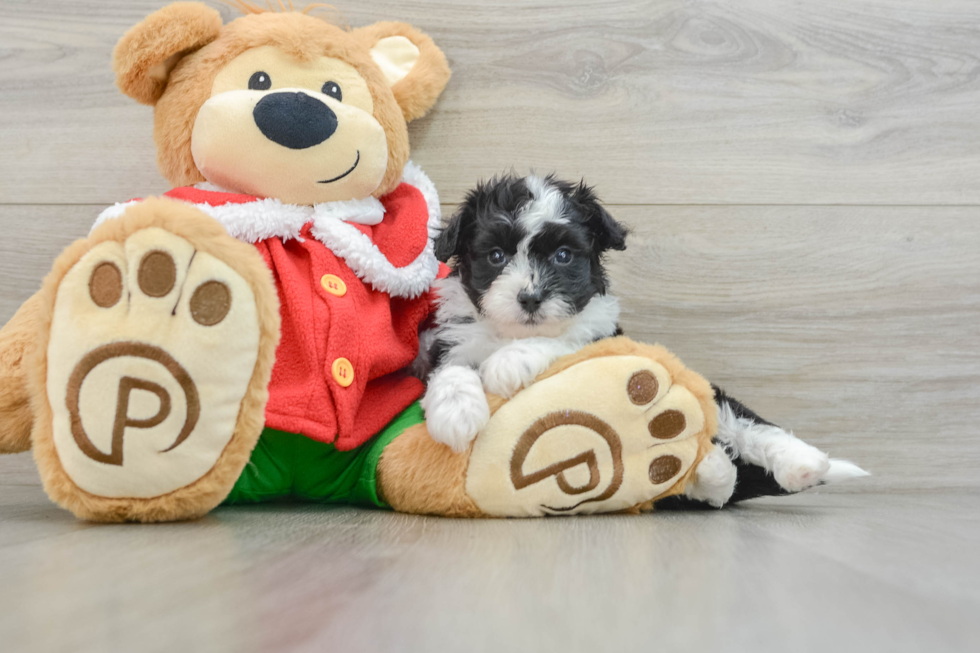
[
  {"xmin": 0, "ymin": 292, "xmax": 45, "ymax": 453},
  {"xmin": 464, "ymin": 338, "xmax": 716, "ymax": 517},
  {"xmin": 31, "ymin": 199, "xmax": 279, "ymax": 522}
]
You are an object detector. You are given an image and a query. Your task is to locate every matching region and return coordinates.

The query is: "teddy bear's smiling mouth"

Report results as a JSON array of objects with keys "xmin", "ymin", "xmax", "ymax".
[{"xmin": 318, "ymin": 150, "xmax": 360, "ymax": 184}]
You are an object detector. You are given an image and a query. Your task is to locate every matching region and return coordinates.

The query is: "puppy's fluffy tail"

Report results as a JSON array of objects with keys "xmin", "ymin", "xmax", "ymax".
[{"xmin": 823, "ymin": 459, "xmax": 871, "ymax": 484}]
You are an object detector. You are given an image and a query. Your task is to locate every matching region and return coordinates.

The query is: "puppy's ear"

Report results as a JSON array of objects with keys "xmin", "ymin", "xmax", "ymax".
[
  {"xmin": 434, "ymin": 209, "xmax": 465, "ymax": 263},
  {"xmin": 591, "ymin": 203, "xmax": 629, "ymax": 252},
  {"xmin": 113, "ymin": 2, "xmax": 223, "ymax": 106},
  {"xmin": 354, "ymin": 22, "xmax": 451, "ymax": 122},
  {"xmin": 574, "ymin": 182, "xmax": 629, "ymax": 252}
]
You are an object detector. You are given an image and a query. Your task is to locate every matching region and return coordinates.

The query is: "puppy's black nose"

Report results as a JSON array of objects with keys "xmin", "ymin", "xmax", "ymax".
[
  {"xmin": 253, "ymin": 92, "xmax": 337, "ymax": 149},
  {"xmin": 518, "ymin": 291, "xmax": 543, "ymax": 314}
]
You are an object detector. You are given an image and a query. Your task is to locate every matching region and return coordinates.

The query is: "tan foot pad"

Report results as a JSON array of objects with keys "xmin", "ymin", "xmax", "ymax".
[
  {"xmin": 466, "ymin": 354, "xmax": 710, "ymax": 516},
  {"xmin": 46, "ymin": 227, "xmax": 261, "ymax": 500}
]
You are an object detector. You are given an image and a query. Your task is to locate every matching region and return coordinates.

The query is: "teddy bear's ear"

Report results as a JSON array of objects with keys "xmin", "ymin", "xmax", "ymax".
[
  {"xmin": 355, "ymin": 22, "xmax": 451, "ymax": 122},
  {"xmin": 113, "ymin": 2, "xmax": 223, "ymax": 106}
]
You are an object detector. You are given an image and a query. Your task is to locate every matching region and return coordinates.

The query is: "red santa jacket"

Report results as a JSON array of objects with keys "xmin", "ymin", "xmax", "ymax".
[{"xmin": 95, "ymin": 163, "xmax": 446, "ymax": 451}]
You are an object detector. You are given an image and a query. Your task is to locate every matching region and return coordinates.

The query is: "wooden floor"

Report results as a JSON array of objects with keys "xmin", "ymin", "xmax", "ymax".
[
  {"xmin": 1, "ymin": 452, "xmax": 978, "ymax": 653},
  {"xmin": 1, "ymin": 1, "xmax": 978, "ymax": 651}
]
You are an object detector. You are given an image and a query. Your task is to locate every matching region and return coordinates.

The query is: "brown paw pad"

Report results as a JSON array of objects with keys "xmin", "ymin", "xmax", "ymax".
[
  {"xmin": 648, "ymin": 409, "xmax": 686, "ymax": 440},
  {"xmin": 649, "ymin": 455, "xmax": 683, "ymax": 484},
  {"xmin": 189, "ymin": 280, "xmax": 231, "ymax": 327},
  {"xmin": 89, "ymin": 262, "xmax": 123, "ymax": 308},
  {"xmin": 138, "ymin": 250, "xmax": 177, "ymax": 297},
  {"xmin": 627, "ymin": 370, "xmax": 659, "ymax": 405},
  {"xmin": 87, "ymin": 247, "xmax": 232, "ymax": 328}
]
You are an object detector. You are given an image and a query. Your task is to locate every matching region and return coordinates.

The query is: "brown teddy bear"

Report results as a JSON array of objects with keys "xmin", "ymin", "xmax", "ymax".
[{"xmin": 0, "ymin": 2, "xmax": 718, "ymax": 522}]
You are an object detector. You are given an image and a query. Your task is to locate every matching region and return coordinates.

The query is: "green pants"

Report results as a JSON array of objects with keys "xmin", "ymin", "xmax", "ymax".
[{"xmin": 223, "ymin": 402, "xmax": 425, "ymax": 508}]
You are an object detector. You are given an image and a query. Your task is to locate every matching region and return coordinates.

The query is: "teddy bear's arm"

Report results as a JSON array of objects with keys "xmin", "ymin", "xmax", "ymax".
[{"xmin": 0, "ymin": 292, "xmax": 46, "ymax": 453}]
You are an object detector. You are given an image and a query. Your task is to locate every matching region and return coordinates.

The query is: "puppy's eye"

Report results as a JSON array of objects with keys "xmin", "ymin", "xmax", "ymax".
[
  {"xmin": 248, "ymin": 71, "xmax": 272, "ymax": 91},
  {"xmin": 488, "ymin": 249, "xmax": 508, "ymax": 266},
  {"xmin": 554, "ymin": 247, "xmax": 573, "ymax": 265},
  {"xmin": 322, "ymin": 81, "xmax": 343, "ymax": 101}
]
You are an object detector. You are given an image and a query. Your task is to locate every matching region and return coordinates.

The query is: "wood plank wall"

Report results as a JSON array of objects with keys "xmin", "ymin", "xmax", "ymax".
[{"xmin": 1, "ymin": 1, "xmax": 978, "ymax": 489}]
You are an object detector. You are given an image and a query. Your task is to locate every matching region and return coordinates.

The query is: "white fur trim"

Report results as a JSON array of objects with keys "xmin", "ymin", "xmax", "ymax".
[
  {"xmin": 194, "ymin": 181, "xmax": 233, "ymax": 193},
  {"xmin": 91, "ymin": 163, "xmax": 440, "ymax": 299},
  {"xmin": 198, "ymin": 199, "xmax": 310, "ymax": 243},
  {"xmin": 315, "ymin": 196, "xmax": 385, "ymax": 226},
  {"xmin": 401, "ymin": 160, "xmax": 443, "ymax": 239},
  {"xmin": 92, "ymin": 200, "xmax": 141, "ymax": 228},
  {"xmin": 309, "ymin": 215, "xmax": 439, "ymax": 299},
  {"xmin": 310, "ymin": 160, "xmax": 441, "ymax": 299}
]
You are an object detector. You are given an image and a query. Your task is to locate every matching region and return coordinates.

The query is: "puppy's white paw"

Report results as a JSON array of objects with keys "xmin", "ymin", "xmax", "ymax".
[
  {"xmin": 421, "ymin": 365, "xmax": 490, "ymax": 453},
  {"xmin": 480, "ymin": 342, "xmax": 552, "ymax": 398},
  {"xmin": 770, "ymin": 438, "xmax": 831, "ymax": 492},
  {"xmin": 684, "ymin": 443, "xmax": 737, "ymax": 508}
]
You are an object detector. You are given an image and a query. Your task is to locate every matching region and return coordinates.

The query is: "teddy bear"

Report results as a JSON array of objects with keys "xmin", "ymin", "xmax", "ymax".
[{"xmin": 0, "ymin": 2, "xmax": 804, "ymax": 522}]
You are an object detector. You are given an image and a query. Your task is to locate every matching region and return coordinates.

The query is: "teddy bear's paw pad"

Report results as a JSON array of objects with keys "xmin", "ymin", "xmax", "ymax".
[
  {"xmin": 46, "ymin": 228, "xmax": 260, "ymax": 499},
  {"xmin": 465, "ymin": 355, "xmax": 708, "ymax": 516}
]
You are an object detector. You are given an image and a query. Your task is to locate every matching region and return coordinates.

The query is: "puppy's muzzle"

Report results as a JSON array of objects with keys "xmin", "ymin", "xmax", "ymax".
[{"xmin": 253, "ymin": 91, "xmax": 338, "ymax": 150}]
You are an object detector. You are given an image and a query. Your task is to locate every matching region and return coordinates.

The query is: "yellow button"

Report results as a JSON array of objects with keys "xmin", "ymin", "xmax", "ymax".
[
  {"xmin": 332, "ymin": 357, "xmax": 355, "ymax": 387},
  {"xmin": 321, "ymin": 274, "xmax": 347, "ymax": 297}
]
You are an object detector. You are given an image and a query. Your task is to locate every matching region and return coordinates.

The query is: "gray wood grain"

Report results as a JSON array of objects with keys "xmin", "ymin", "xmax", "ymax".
[
  {"xmin": 2, "ymin": 0, "xmax": 980, "ymax": 205},
  {"xmin": 606, "ymin": 205, "xmax": 980, "ymax": 490},
  {"xmin": 0, "ymin": 472, "xmax": 977, "ymax": 653}
]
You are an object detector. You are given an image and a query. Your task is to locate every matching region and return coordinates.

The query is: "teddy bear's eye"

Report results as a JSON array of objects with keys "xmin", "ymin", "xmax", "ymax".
[
  {"xmin": 248, "ymin": 71, "xmax": 271, "ymax": 91},
  {"xmin": 322, "ymin": 81, "xmax": 342, "ymax": 102}
]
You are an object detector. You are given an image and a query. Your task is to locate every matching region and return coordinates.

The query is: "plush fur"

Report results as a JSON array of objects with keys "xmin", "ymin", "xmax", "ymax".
[
  {"xmin": 354, "ymin": 21, "xmax": 451, "ymax": 123},
  {"xmin": 113, "ymin": 2, "xmax": 223, "ymax": 106},
  {"xmin": 113, "ymin": 3, "xmax": 450, "ymax": 200},
  {"xmin": 0, "ymin": 293, "xmax": 45, "ymax": 453},
  {"xmin": 26, "ymin": 199, "xmax": 281, "ymax": 522},
  {"xmin": 376, "ymin": 422, "xmax": 484, "ymax": 518}
]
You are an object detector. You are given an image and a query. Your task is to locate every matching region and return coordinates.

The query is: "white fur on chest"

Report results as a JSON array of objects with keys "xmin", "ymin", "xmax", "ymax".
[{"xmin": 422, "ymin": 276, "xmax": 621, "ymax": 452}]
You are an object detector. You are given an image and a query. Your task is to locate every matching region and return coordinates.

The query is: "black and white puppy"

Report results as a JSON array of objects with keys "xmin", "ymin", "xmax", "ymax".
[
  {"xmin": 421, "ymin": 174, "xmax": 624, "ymax": 451},
  {"xmin": 422, "ymin": 174, "xmax": 867, "ymax": 508}
]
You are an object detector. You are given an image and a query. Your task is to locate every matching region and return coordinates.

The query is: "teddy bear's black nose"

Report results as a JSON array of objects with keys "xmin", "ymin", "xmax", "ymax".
[{"xmin": 253, "ymin": 91, "xmax": 338, "ymax": 150}]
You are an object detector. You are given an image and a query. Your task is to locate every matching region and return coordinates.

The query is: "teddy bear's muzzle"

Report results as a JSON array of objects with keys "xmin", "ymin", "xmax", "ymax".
[{"xmin": 253, "ymin": 91, "xmax": 338, "ymax": 150}]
